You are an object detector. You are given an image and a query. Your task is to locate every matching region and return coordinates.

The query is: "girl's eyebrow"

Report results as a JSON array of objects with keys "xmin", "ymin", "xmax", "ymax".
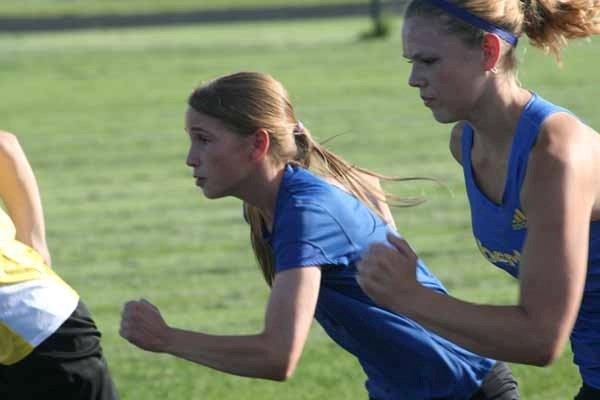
[{"xmin": 188, "ymin": 126, "xmax": 212, "ymax": 135}]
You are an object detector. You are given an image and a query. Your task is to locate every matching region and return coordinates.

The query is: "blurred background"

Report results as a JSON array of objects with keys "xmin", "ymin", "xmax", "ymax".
[{"xmin": 1, "ymin": 1, "xmax": 598, "ymax": 398}]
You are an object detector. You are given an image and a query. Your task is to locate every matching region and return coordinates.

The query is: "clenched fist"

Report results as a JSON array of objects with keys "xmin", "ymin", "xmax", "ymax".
[
  {"xmin": 120, "ymin": 299, "xmax": 171, "ymax": 353},
  {"xmin": 356, "ymin": 233, "xmax": 421, "ymax": 312}
]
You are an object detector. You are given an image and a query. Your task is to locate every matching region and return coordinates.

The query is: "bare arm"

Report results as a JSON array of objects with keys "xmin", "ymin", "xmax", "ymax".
[
  {"xmin": 0, "ymin": 131, "xmax": 51, "ymax": 265},
  {"xmin": 358, "ymin": 114, "xmax": 592, "ymax": 365},
  {"xmin": 120, "ymin": 266, "xmax": 321, "ymax": 380}
]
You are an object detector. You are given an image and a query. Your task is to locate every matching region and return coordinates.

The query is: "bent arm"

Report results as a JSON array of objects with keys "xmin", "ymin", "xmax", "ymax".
[
  {"xmin": 359, "ymin": 116, "xmax": 593, "ymax": 365},
  {"xmin": 121, "ymin": 267, "xmax": 321, "ymax": 380},
  {"xmin": 395, "ymin": 118, "xmax": 591, "ymax": 365},
  {"xmin": 0, "ymin": 131, "xmax": 51, "ymax": 265}
]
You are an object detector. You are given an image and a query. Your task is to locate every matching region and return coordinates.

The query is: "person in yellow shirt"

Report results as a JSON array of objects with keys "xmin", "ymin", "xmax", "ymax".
[{"xmin": 0, "ymin": 130, "xmax": 119, "ymax": 399}]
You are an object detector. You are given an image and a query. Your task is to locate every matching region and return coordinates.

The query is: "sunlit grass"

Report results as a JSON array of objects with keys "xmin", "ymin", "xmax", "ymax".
[{"xmin": 1, "ymin": 16, "xmax": 598, "ymax": 399}]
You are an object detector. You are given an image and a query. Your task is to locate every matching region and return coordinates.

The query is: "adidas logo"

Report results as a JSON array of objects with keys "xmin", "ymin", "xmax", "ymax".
[{"xmin": 512, "ymin": 208, "xmax": 527, "ymax": 230}]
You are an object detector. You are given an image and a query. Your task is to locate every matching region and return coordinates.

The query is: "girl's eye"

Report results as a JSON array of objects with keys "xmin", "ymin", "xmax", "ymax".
[
  {"xmin": 192, "ymin": 134, "xmax": 209, "ymax": 144},
  {"xmin": 422, "ymin": 58, "xmax": 438, "ymax": 65},
  {"xmin": 405, "ymin": 58, "xmax": 438, "ymax": 65}
]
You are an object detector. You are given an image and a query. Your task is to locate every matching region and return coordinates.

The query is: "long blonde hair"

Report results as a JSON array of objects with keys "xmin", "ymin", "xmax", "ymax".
[
  {"xmin": 188, "ymin": 72, "xmax": 422, "ymax": 285},
  {"xmin": 405, "ymin": 0, "xmax": 600, "ymax": 68}
]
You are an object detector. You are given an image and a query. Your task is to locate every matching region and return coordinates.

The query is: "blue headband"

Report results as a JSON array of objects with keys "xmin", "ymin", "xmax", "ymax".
[{"xmin": 426, "ymin": 0, "xmax": 519, "ymax": 47}]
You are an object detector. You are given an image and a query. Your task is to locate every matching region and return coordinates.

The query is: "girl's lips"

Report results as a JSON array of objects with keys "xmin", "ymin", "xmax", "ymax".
[
  {"xmin": 421, "ymin": 96, "xmax": 434, "ymax": 107},
  {"xmin": 195, "ymin": 177, "xmax": 206, "ymax": 187}
]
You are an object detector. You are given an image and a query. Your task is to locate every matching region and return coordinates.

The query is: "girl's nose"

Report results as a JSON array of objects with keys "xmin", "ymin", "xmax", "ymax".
[
  {"xmin": 408, "ymin": 66, "xmax": 426, "ymax": 88},
  {"xmin": 186, "ymin": 148, "xmax": 200, "ymax": 167}
]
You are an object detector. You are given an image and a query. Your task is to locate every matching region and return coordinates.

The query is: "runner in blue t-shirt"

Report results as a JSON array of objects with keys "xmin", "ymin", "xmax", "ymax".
[
  {"xmin": 356, "ymin": 1, "xmax": 600, "ymax": 399},
  {"xmin": 119, "ymin": 71, "xmax": 519, "ymax": 399}
]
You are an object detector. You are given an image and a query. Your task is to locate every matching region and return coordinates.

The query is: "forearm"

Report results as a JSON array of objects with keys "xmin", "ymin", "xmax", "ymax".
[
  {"xmin": 0, "ymin": 132, "xmax": 50, "ymax": 263},
  {"xmin": 13, "ymin": 207, "xmax": 48, "ymax": 255},
  {"xmin": 399, "ymin": 287, "xmax": 558, "ymax": 365},
  {"xmin": 122, "ymin": 271, "xmax": 319, "ymax": 381},
  {"xmin": 162, "ymin": 328, "xmax": 290, "ymax": 380}
]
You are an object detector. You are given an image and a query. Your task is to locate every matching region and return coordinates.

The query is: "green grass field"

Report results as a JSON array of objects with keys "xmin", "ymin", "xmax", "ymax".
[{"xmin": 1, "ymin": 15, "xmax": 599, "ymax": 399}]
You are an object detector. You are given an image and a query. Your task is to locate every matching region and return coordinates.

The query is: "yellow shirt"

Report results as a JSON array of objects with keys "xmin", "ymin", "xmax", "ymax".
[{"xmin": 0, "ymin": 208, "xmax": 78, "ymax": 365}]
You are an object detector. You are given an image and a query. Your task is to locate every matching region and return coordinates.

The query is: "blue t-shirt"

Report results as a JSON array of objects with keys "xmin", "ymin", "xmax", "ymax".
[
  {"xmin": 265, "ymin": 165, "xmax": 494, "ymax": 400},
  {"xmin": 462, "ymin": 93, "xmax": 600, "ymax": 389}
]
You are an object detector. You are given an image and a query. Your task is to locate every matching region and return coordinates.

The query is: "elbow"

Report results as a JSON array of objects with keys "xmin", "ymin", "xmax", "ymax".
[
  {"xmin": 261, "ymin": 344, "xmax": 299, "ymax": 381},
  {"xmin": 529, "ymin": 342, "xmax": 562, "ymax": 367},
  {"xmin": 526, "ymin": 331, "xmax": 565, "ymax": 366},
  {"xmin": 269, "ymin": 369, "xmax": 294, "ymax": 382},
  {"xmin": 257, "ymin": 330, "xmax": 304, "ymax": 381},
  {"xmin": 265, "ymin": 355, "xmax": 298, "ymax": 382},
  {"xmin": 516, "ymin": 306, "xmax": 569, "ymax": 366}
]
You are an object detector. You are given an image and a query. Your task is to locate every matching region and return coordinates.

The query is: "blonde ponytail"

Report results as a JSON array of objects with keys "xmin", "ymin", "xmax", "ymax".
[
  {"xmin": 292, "ymin": 127, "xmax": 425, "ymax": 213},
  {"xmin": 521, "ymin": 0, "xmax": 600, "ymax": 61}
]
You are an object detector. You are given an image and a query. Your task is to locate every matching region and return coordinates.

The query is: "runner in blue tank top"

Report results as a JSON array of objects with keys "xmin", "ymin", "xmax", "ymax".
[
  {"xmin": 119, "ymin": 71, "xmax": 519, "ymax": 399},
  {"xmin": 356, "ymin": 1, "xmax": 600, "ymax": 399}
]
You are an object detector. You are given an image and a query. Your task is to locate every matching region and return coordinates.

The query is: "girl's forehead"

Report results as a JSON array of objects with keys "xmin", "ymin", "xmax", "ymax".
[
  {"xmin": 403, "ymin": 16, "xmax": 447, "ymax": 43},
  {"xmin": 186, "ymin": 108, "xmax": 215, "ymax": 126},
  {"xmin": 402, "ymin": 16, "xmax": 466, "ymax": 56},
  {"xmin": 185, "ymin": 109, "xmax": 220, "ymax": 133}
]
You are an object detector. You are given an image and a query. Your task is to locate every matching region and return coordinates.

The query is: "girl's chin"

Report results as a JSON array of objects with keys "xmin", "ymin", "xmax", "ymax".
[
  {"xmin": 201, "ymin": 188, "xmax": 226, "ymax": 200},
  {"xmin": 431, "ymin": 110, "xmax": 459, "ymax": 124}
]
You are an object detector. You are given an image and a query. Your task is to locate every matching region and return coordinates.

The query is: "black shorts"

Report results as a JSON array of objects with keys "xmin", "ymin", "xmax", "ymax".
[
  {"xmin": 369, "ymin": 361, "xmax": 519, "ymax": 400},
  {"xmin": 469, "ymin": 361, "xmax": 520, "ymax": 400},
  {"xmin": 574, "ymin": 383, "xmax": 600, "ymax": 400},
  {"xmin": 0, "ymin": 301, "xmax": 119, "ymax": 400}
]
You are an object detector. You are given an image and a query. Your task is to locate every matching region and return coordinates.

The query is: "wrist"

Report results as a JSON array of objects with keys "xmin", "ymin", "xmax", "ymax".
[
  {"xmin": 159, "ymin": 325, "xmax": 177, "ymax": 354},
  {"xmin": 395, "ymin": 284, "xmax": 431, "ymax": 320}
]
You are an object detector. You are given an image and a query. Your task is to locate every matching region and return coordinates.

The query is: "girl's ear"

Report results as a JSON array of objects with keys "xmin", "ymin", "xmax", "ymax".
[
  {"xmin": 482, "ymin": 33, "xmax": 502, "ymax": 72},
  {"xmin": 249, "ymin": 128, "xmax": 270, "ymax": 161}
]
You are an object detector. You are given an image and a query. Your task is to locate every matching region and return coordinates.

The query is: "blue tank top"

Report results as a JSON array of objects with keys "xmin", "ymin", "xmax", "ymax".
[
  {"xmin": 265, "ymin": 165, "xmax": 495, "ymax": 400},
  {"xmin": 462, "ymin": 93, "xmax": 600, "ymax": 388}
]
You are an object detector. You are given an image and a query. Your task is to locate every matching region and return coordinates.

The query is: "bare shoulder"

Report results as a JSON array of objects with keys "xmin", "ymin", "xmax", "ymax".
[
  {"xmin": 533, "ymin": 112, "xmax": 597, "ymax": 165},
  {"xmin": 449, "ymin": 121, "xmax": 466, "ymax": 165},
  {"xmin": 523, "ymin": 112, "xmax": 600, "ymax": 213}
]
